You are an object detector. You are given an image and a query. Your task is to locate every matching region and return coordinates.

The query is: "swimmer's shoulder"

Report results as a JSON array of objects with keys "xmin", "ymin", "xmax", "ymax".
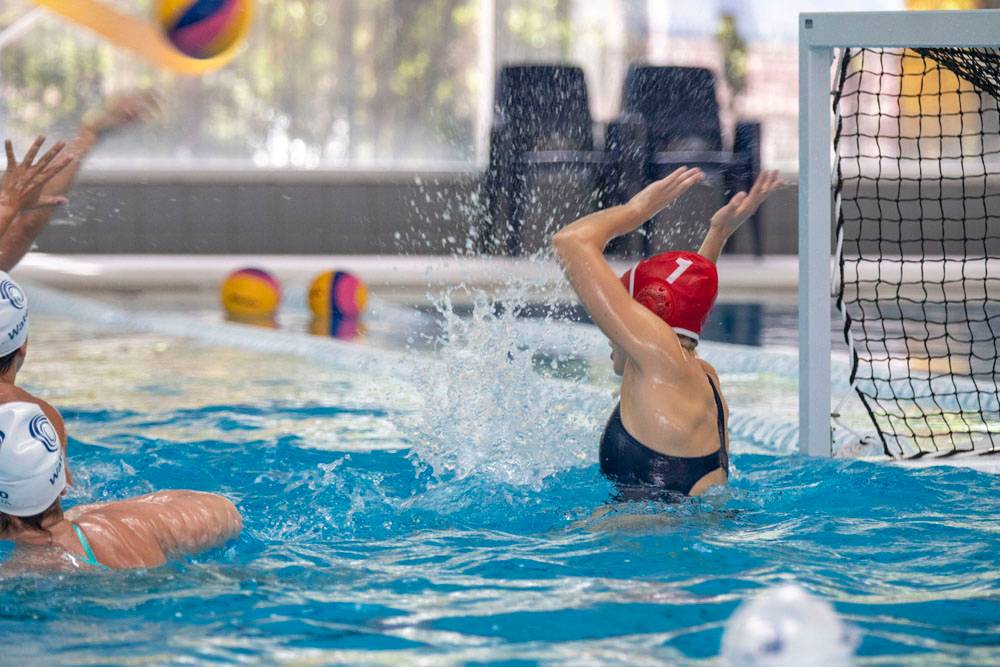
[
  {"xmin": 68, "ymin": 506, "xmax": 167, "ymax": 569},
  {"xmin": 697, "ymin": 359, "xmax": 729, "ymax": 429},
  {"xmin": 698, "ymin": 359, "xmax": 721, "ymax": 385}
]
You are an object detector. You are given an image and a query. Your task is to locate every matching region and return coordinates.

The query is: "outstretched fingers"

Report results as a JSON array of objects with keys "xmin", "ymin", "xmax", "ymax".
[
  {"xmin": 737, "ymin": 170, "xmax": 781, "ymax": 216},
  {"xmin": 746, "ymin": 170, "xmax": 777, "ymax": 199},
  {"xmin": 0, "ymin": 137, "xmax": 72, "ymax": 211},
  {"xmin": 38, "ymin": 153, "xmax": 73, "ymax": 182},
  {"xmin": 21, "ymin": 136, "xmax": 46, "ymax": 169},
  {"xmin": 32, "ymin": 140, "xmax": 67, "ymax": 174},
  {"xmin": 726, "ymin": 191, "xmax": 748, "ymax": 211},
  {"xmin": 4, "ymin": 140, "xmax": 16, "ymax": 171},
  {"xmin": 662, "ymin": 167, "xmax": 703, "ymax": 198},
  {"xmin": 31, "ymin": 194, "xmax": 69, "ymax": 210},
  {"xmin": 26, "ymin": 154, "xmax": 72, "ymax": 196},
  {"xmin": 678, "ymin": 167, "xmax": 704, "ymax": 189}
]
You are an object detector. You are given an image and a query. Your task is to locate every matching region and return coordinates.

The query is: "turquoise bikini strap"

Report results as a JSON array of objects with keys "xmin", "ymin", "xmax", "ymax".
[{"xmin": 71, "ymin": 523, "xmax": 109, "ymax": 569}]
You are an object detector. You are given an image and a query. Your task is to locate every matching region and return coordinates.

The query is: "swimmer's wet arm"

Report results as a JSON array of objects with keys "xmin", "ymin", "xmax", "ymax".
[
  {"xmin": 148, "ymin": 491, "xmax": 243, "ymax": 556},
  {"xmin": 553, "ymin": 167, "xmax": 704, "ymax": 364},
  {"xmin": 0, "ymin": 92, "xmax": 160, "ymax": 272},
  {"xmin": 554, "ymin": 168, "xmax": 704, "ymax": 248},
  {"xmin": 697, "ymin": 170, "xmax": 781, "ymax": 263}
]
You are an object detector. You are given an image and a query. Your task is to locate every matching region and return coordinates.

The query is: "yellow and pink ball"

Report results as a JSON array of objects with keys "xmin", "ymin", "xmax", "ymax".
[
  {"xmin": 158, "ymin": 0, "xmax": 253, "ymax": 60},
  {"xmin": 220, "ymin": 267, "xmax": 281, "ymax": 320},
  {"xmin": 308, "ymin": 271, "xmax": 368, "ymax": 320}
]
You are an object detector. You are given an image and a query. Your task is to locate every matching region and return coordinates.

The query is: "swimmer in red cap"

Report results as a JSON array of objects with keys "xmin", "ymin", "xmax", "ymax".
[{"xmin": 554, "ymin": 168, "xmax": 780, "ymax": 499}]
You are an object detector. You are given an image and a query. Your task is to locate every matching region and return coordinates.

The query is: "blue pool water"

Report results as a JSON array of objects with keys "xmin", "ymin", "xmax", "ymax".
[{"xmin": 1, "ymin": 295, "xmax": 998, "ymax": 665}]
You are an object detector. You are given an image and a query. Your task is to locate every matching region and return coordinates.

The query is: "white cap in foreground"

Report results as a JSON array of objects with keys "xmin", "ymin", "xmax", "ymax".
[
  {"xmin": 0, "ymin": 401, "xmax": 65, "ymax": 516},
  {"xmin": 721, "ymin": 583, "xmax": 859, "ymax": 667}
]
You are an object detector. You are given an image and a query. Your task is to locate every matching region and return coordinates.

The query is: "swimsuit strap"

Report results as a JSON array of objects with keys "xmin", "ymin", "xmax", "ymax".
[
  {"xmin": 706, "ymin": 374, "xmax": 729, "ymax": 475},
  {"xmin": 71, "ymin": 523, "xmax": 109, "ymax": 570}
]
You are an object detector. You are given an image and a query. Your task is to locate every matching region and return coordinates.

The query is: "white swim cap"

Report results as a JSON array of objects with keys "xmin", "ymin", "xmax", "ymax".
[
  {"xmin": 721, "ymin": 583, "xmax": 859, "ymax": 667},
  {"xmin": 0, "ymin": 272, "xmax": 27, "ymax": 357},
  {"xmin": 0, "ymin": 402, "xmax": 65, "ymax": 517}
]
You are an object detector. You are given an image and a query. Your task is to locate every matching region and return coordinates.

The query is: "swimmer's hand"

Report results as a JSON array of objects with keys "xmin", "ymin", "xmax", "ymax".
[
  {"xmin": 0, "ymin": 137, "xmax": 73, "ymax": 214},
  {"xmin": 628, "ymin": 167, "xmax": 705, "ymax": 222},
  {"xmin": 709, "ymin": 170, "xmax": 781, "ymax": 238},
  {"xmin": 82, "ymin": 90, "xmax": 161, "ymax": 139}
]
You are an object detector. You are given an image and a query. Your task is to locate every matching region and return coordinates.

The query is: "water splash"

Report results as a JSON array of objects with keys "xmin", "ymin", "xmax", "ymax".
[{"xmin": 396, "ymin": 279, "xmax": 609, "ymax": 490}]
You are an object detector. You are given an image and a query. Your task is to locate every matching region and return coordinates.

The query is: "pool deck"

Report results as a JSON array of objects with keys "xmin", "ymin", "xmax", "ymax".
[{"xmin": 13, "ymin": 253, "xmax": 801, "ymax": 304}]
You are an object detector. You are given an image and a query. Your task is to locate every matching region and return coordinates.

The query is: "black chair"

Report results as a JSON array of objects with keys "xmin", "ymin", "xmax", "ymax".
[
  {"xmin": 483, "ymin": 65, "xmax": 610, "ymax": 256},
  {"xmin": 607, "ymin": 65, "xmax": 762, "ymax": 256}
]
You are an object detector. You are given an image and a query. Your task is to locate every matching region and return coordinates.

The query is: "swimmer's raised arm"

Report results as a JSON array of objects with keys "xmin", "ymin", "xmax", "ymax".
[
  {"xmin": 697, "ymin": 170, "xmax": 780, "ymax": 263},
  {"xmin": 0, "ymin": 137, "xmax": 72, "ymax": 241},
  {"xmin": 553, "ymin": 167, "xmax": 704, "ymax": 367},
  {"xmin": 0, "ymin": 92, "xmax": 160, "ymax": 272}
]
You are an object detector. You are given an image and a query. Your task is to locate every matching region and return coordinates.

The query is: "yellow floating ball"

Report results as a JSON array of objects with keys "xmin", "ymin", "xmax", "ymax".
[
  {"xmin": 220, "ymin": 267, "xmax": 281, "ymax": 319},
  {"xmin": 308, "ymin": 271, "xmax": 368, "ymax": 319}
]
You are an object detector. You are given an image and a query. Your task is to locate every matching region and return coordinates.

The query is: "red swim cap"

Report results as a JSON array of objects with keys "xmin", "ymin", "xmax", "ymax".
[{"xmin": 620, "ymin": 251, "xmax": 718, "ymax": 340}]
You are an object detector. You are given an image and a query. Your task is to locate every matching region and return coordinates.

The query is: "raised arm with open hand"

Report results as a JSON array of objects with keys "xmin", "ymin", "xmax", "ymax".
[
  {"xmin": 0, "ymin": 91, "xmax": 160, "ymax": 272},
  {"xmin": 698, "ymin": 170, "xmax": 781, "ymax": 263},
  {"xmin": 0, "ymin": 137, "xmax": 71, "ymax": 216},
  {"xmin": 553, "ymin": 167, "xmax": 705, "ymax": 369},
  {"xmin": 554, "ymin": 167, "xmax": 704, "ymax": 248}
]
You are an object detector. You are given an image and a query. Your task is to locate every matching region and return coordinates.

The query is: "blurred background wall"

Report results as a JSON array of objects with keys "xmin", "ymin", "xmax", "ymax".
[{"xmin": 0, "ymin": 0, "xmax": 983, "ymax": 255}]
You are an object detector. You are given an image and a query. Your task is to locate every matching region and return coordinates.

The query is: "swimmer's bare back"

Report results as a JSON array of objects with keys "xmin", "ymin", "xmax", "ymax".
[{"xmin": 57, "ymin": 491, "xmax": 242, "ymax": 569}]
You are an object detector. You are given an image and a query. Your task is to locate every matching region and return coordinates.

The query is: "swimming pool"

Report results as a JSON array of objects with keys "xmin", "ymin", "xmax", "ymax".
[{"xmin": 2, "ymin": 282, "xmax": 998, "ymax": 665}]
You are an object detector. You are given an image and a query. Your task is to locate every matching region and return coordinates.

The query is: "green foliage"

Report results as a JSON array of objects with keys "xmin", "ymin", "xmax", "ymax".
[
  {"xmin": 504, "ymin": 0, "xmax": 572, "ymax": 58},
  {"xmin": 716, "ymin": 12, "xmax": 746, "ymax": 98}
]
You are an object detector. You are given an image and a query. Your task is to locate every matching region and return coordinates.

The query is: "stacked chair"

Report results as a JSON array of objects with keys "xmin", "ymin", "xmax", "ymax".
[
  {"xmin": 482, "ymin": 65, "xmax": 610, "ymax": 256},
  {"xmin": 483, "ymin": 63, "xmax": 762, "ymax": 257},
  {"xmin": 611, "ymin": 65, "xmax": 762, "ymax": 256}
]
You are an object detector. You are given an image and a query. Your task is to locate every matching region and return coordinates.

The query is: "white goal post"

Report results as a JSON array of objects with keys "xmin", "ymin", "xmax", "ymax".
[{"xmin": 798, "ymin": 10, "xmax": 1000, "ymax": 457}]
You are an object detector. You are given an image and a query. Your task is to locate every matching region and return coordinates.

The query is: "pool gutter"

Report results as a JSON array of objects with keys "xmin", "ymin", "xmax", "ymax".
[{"xmin": 13, "ymin": 254, "xmax": 800, "ymax": 305}]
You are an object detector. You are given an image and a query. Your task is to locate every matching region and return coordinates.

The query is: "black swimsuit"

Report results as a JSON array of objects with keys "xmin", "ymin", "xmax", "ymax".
[{"xmin": 599, "ymin": 375, "xmax": 729, "ymax": 501}]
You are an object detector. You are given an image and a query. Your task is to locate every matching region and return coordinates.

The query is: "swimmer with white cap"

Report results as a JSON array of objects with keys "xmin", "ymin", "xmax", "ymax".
[
  {"xmin": 0, "ymin": 271, "xmax": 74, "ymax": 486},
  {"xmin": 0, "ymin": 270, "xmax": 76, "ymax": 486},
  {"xmin": 0, "ymin": 401, "xmax": 241, "ymax": 570}
]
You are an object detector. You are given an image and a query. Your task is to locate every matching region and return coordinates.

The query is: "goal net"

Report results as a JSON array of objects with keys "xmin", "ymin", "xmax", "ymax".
[{"xmin": 833, "ymin": 46, "xmax": 1000, "ymax": 458}]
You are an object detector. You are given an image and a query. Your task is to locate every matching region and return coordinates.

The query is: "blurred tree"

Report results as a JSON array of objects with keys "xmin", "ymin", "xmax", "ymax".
[
  {"xmin": 500, "ymin": 0, "xmax": 573, "ymax": 61},
  {"xmin": 716, "ymin": 12, "xmax": 746, "ymax": 101},
  {"xmin": 0, "ymin": 0, "xmax": 482, "ymax": 166}
]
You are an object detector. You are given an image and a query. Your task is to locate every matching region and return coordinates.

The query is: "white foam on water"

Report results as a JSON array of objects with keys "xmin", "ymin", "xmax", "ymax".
[{"xmin": 393, "ymin": 282, "xmax": 608, "ymax": 488}]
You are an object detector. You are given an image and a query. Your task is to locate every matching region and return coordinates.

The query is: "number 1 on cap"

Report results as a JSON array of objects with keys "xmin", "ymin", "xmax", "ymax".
[{"xmin": 666, "ymin": 258, "xmax": 693, "ymax": 284}]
